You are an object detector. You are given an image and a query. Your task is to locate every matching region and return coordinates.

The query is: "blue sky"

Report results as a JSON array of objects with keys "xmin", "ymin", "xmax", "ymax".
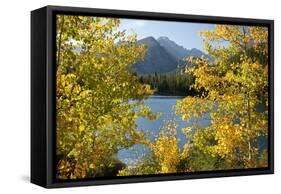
[{"xmin": 119, "ymin": 19, "xmax": 215, "ymax": 51}]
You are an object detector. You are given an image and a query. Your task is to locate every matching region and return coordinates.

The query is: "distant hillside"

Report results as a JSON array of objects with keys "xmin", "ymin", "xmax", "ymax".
[
  {"xmin": 133, "ymin": 36, "xmax": 210, "ymax": 74},
  {"xmin": 157, "ymin": 36, "xmax": 189, "ymax": 61},
  {"xmin": 134, "ymin": 37, "xmax": 178, "ymax": 74},
  {"xmin": 157, "ymin": 36, "xmax": 211, "ymax": 60}
]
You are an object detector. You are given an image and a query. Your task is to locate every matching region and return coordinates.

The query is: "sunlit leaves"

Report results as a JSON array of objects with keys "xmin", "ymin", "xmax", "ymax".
[
  {"xmin": 151, "ymin": 120, "xmax": 180, "ymax": 173},
  {"xmin": 56, "ymin": 15, "xmax": 154, "ymax": 179},
  {"xmin": 176, "ymin": 25, "xmax": 269, "ymax": 169}
]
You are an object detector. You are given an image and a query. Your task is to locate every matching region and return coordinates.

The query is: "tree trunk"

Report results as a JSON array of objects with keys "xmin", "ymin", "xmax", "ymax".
[
  {"xmin": 247, "ymin": 92, "xmax": 252, "ymax": 161},
  {"xmin": 57, "ymin": 15, "xmax": 65, "ymax": 67}
]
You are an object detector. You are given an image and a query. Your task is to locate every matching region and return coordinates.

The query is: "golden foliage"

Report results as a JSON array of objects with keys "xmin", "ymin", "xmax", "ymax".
[
  {"xmin": 152, "ymin": 121, "xmax": 180, "ymax": 173},
  {"xmin": 177, "ymin": 25, "xmax": 268, "ymax": 169},
  {"xmin": 56, "ymin": 15, "xmax": 155, "ymax": 179}
]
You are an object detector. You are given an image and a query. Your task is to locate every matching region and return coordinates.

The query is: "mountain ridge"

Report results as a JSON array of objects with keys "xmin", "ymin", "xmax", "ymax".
[{"xmin": 133, "ymin": 36, "xmax": 210, "ymax": 74}]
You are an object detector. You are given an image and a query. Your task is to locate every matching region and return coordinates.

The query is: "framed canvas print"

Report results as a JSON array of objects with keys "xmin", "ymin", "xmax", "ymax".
[{"xmin": 31, "ymin": 5, "xmax": 274, "ymax": 188}]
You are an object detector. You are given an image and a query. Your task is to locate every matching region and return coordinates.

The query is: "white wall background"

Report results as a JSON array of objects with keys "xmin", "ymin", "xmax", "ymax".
[{"xmin": 0, "ymin": 0, "xmax": 279, "ymax": 193}]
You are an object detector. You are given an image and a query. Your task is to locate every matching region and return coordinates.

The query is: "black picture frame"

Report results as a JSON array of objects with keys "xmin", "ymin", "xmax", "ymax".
[{"xmin": 31, "ymin": 5, "xmax": 274, "ymax": 188}]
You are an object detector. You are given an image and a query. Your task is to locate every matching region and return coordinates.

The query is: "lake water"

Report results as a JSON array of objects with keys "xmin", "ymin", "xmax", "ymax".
[{"xmin": 117, "ymin": 95, "xmax": 211, "ymax": 167}]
